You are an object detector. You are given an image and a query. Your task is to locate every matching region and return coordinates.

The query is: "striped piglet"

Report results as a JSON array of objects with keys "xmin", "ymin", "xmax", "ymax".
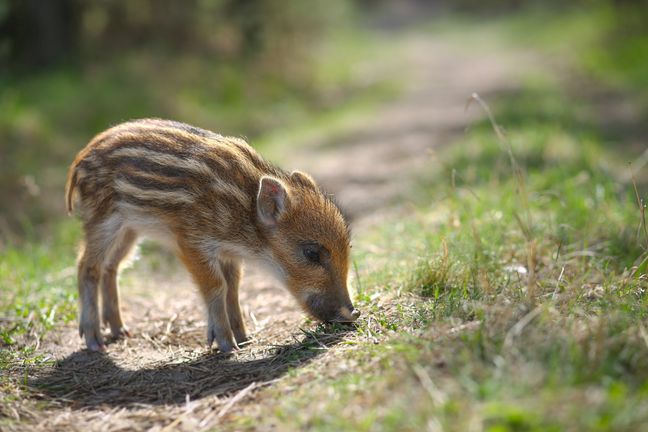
[{"xmin": 65, "ymin": 119, "xmax": 359, "ymax": 352}]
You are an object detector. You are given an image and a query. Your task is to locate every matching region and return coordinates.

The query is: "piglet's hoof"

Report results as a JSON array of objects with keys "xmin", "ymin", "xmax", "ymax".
[
  {"xmin": 80, "ymin": 326, "xmax": 106, "ymax": 352},
  {"xmin": 111, "ymin": 326, "xmax": 132, "ymax": 338},
  {"xmin": 208, "ymin": 338, "xmax": 238, "ymax": 354},
  {"xmin": 87, "ymin": 339, "xmax": 107, "ymax": 352}
]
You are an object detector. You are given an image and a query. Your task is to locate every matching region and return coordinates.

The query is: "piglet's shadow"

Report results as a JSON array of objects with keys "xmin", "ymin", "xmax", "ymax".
[{"xmin": 29, "ymin": 327, "xmax": 351, "ymax": 409}]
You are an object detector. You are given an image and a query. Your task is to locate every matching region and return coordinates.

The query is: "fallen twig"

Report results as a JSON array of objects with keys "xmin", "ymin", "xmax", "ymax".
[{"xmin": 216, "ymin": 381, "xmax": 257, "ymax": 419}]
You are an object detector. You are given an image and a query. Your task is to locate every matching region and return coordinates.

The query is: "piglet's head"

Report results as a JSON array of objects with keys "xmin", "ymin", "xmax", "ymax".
[{"xmin": 256, "ymin": 171, "xmax": 360, "ymax": 323}]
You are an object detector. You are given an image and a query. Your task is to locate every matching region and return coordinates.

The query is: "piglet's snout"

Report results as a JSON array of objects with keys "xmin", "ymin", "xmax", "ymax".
[{"xmin": 336, "ymin": 305, "xmax": 361, "ymax": 322}]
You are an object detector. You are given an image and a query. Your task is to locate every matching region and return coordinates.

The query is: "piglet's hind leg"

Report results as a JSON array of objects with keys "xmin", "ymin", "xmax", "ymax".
[
  {"xmin": 77, "ymin": 240, "xmax": 105, "ymax": 352},
  {"xmin": 101, "ymin": 228, "xmax": 137, "ymax": 339}
]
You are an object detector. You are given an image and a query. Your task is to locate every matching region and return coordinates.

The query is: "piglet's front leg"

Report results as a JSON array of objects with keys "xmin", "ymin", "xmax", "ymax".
[
  {"xmin": 205, "ymin": 288, "xmax": 237, "ymax": 353},
  {"xmin": 220, "ymin": 258, "xmax": 248, "ymax": 345},
  {"xmin": 178, "ymin": 243, "xmax": 237, "ymax": 353}
]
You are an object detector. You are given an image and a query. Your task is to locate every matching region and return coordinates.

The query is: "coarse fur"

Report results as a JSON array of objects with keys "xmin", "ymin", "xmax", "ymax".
[{"xmin": 66, "ymin": 118, "xmax": 359, "ymax": 353}]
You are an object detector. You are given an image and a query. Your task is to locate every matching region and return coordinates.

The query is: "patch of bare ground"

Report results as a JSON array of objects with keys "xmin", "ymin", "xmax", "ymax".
[{"xmin": 5, "ymin": 33, "xmax": 540, "ymax": 431}]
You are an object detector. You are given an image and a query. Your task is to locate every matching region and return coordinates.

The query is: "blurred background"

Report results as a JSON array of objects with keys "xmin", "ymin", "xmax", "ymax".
[{"xmin": 0, "ymin": 0, "xmax": 646, "ymax": 242}]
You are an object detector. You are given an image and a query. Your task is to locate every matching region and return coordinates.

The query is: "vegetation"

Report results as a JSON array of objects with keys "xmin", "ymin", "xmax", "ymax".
[
  {"xmin": 227, "ymin": 9, "xmax": 648, "ymax": 430},
  {"xmin": 246, "ymin": 78, "xmax": 647, "ymax": 430},
  {"xmin": 497, "ymin": 4, "xmax": 648, "ymax": 102}
]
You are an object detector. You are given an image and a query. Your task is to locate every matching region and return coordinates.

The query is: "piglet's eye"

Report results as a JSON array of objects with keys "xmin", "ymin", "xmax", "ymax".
[{"xmin": 302, "ymin": 243, "xmax": 322, "ymax": 265}]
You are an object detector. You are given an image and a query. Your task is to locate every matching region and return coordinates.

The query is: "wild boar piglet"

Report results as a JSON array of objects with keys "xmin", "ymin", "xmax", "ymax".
[{"xmin": 65, "ymin": 118, "xmax": 360, "ymax": 352}]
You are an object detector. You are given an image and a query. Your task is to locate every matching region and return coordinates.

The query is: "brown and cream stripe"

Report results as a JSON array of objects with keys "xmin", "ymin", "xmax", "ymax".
[{"xmin": 65, "ymin": 118, "xmax": 280, "ymax": 216}]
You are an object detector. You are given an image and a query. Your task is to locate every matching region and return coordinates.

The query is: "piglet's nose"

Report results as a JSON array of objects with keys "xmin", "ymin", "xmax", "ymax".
[{"xmin": 337, "ymin": 306, "xmax": 360, "ymax": 322}]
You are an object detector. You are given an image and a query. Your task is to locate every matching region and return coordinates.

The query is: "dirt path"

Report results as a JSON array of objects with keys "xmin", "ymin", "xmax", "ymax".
[
  {"xmin": 290, "ymin": 36, "xmax": 533, "ymax": 227},
  {"xmin": 13, "ymin": 32, "xmax": 538, "ymax": 431}
]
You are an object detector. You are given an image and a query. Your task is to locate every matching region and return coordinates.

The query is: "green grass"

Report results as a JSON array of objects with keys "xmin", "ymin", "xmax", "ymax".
[
  {"xmin": 492, "ymin": 5, "xmax": 648, "ymax": 101},
  {"xmin": 0, "ymin": 221, "xmax": 79, "ymax": 371},
  {"xmin": 231, "ymin": 63, "xmax": 648, "ymax": 431},
  {"xmin": 425, "ymin": 6, "xmax": 648, "ymax": 104}
]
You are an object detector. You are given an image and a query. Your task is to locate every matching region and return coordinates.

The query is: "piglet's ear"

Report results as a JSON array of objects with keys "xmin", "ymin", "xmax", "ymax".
[
  {"xmin": 257, "ymin": 176, "xmax": 289, "ymax": 226},
  {"xmin": 290, "ymin": 170, "xmax": 318, "ymax": 190}
]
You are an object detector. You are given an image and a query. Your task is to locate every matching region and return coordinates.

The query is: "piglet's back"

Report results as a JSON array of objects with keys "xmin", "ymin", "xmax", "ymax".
[{"xmin": 65, "ymin": 118, "xmax": 285, "ymax": 226}]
